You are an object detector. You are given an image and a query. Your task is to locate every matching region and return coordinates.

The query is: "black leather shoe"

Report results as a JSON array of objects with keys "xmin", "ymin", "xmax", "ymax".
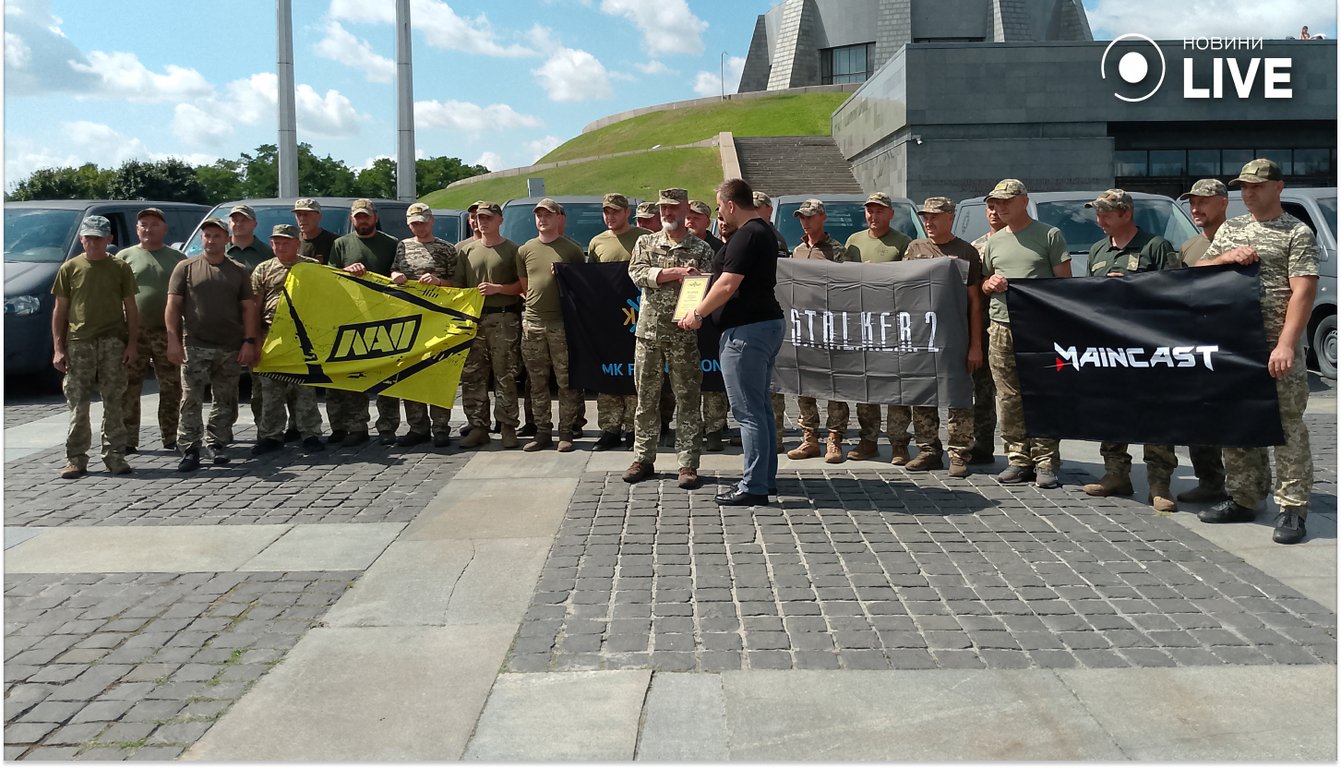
[
  {"xmin": 593, "ymin": 430, "xmax": 622, "ymax": 451},
  {"xmin": 124, "ymin": 446, "xmax": 139, "ymax": 455},
  {"xmin": 1198, "ymin": 498, "xmax": 1257, "ymax": 524},
  {"xmin": 432, "ymin": 433, "xmax": 452, "ymax": 448},
  {"xmin": 177, "ymin": 450, "xmax": 200, "ymax": 472},
  {"xmin": 283, "ymin": 428, "xmax": 301, "ymax": 443},
  {"xmin": 206, "ymin": 445, "xmax": 230, "ymax": 465},
  {"xmin": 623, "ymin": 431, "xmax": 635, "ymax": 448},
  {"xmin": 1273, "ymin": 510, "xmax": 1307, "ymax": 544},
  {"xmin": 396, "ymin": 431, "xmax": 429, "ymax": 447},
  {"xmin": 302, "ymin": 436, "xmax": 326, "ymax": 452},
  {"xmin": 251, "ymin": 438, "xmax": 283, "ymax": 456},
  {"xmin": 715, "ymin": 490, "xmax": 770, "ymax": 506},
  {"xmin": 328, "ymin": 430, "xmax": 348, "ymax": 444}
]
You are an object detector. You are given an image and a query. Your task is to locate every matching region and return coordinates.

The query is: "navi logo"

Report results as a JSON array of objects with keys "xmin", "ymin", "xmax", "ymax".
[
  {"xmin": 328, "ymin": 316, "xmax": 422, "ymax": 362},
  {"xmin": 622, "ymin": 296, "xmax": 640, "ymax": 334},
  {"xmin": 1054, "ymin": 343, "xmax": 1219, "ymax": 371}
]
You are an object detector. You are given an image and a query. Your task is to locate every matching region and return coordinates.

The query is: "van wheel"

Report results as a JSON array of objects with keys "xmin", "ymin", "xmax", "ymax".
[{"xmin": 1313, "ymin": 313, "xmax": 1337, "ymax": 379}]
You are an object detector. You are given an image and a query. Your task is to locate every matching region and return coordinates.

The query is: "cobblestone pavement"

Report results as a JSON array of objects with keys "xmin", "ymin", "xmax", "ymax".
[
  {"xmin": 3, "ymin": 571, "xmax": 355, "ymax": 760},
  {"xmin": 4, "ymin": 424, "xmax": 469, "ymax": 527},
  {"xmin": 508, "ymin": 417, "xmax": 1338, "ymax": 674},
  {"xmin": 3, "ymin": 404, "xmax": 66, "ymax": 429}
]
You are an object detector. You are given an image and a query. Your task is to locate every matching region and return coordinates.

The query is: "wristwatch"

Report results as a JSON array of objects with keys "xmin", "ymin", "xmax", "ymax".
[
  {"xmin": 242, "ymin": 337, "xmax": 256, "ymax": 345},
  {"xmin": 692, "ymin": 310, "xmax": 704, "ymax": 322}
]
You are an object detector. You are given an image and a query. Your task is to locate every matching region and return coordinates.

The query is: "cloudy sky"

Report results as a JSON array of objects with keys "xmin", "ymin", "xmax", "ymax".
[{"xmin": 3, "ymin": 0, "xmax": 1335, "ymax": 189}]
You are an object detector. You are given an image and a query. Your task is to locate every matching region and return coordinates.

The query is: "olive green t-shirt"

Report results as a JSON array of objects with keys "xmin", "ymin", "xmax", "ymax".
[
  {"xmin": 980, "ymin": 220, "xmax": 1070, "ymax": 324},
  {"xmin": 328, "ymin": 231, "xmax": 399, "ymax": 277},
  {"xmin": 517, "ymin": 237, "xmax": 585, "ymax": 324},
  {"xmin": 226, "ymin": 239, "xmax": 274, "ymax": 273},
  {"xmin": 588, "ymin": 227, "xmax": 651, "ymax": 263},
  {"xmin": 844, "ymin": 229, "xmax": 911, "ymax": 263},
  {"xmin": 463, "ymin": 239, "xmax": 522, "ymax": 308},
  {"xmin": 117, "ymin": 244, "xmax": 183, "ymax": 332},
  {"xmin": 167, "ymin": 255, "xmax": 255, "ymax": 350},
  {"xmin": 51, "ymin": 254, "xmax": 137, "ymax": 343},
  {"xmin": 299, "ymin": 229, "xmax": 339, "ymax": 265}
]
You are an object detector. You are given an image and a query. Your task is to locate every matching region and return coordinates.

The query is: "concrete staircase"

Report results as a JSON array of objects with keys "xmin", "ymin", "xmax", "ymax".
[{"xmin": 733, "ymin": 136, "xmax": 864, "ymax": 197}]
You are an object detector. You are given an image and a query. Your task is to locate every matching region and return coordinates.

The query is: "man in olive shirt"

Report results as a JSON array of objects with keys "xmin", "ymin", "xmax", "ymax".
[
  {"xmin": 1080, "ymin": 189, "xmax": 1181, "ymax": 511},
  {"xmin": 968, "ymin": 206, "xmax": 1006, "ymax": 465},
  {"xmin": 293, "ymin": 198, "xmax": 338, "ymax": 265},
  {"xmin": 118, "ymin": 207, "xmax": 183, "ymax": 453},
  {"xmin": 456, "ymin": 201, "xmax": 482, "ymax": 257},
  {"xmin": 166, "ymin": 218, "xmax": 259, "ymax": 471},
  {"xmin": 226, "ymin": 204, "xmax": 273, "ymax": 272},
  {"xmin": 52, "ymin": 215, "xmax": 139, "ymax": 479},
  {"xmin": 588, "ymin": 193, "xmax": 649, "ymax": 450},
  {"xmin": 845, "ymin": 192, "xmax": 913, "ymax": 462},
  {"xmin": 516, "ymin": 198, "xmax": 586, "ymax": 452},
  {"xmin": 459, "ymin": 201, "xmax": 524, "ymax": 449},
  {"xmin": 980, "ymin": 179, "xmax": 1071, "ymax": 489},
  {"xmin": 327, "ymin": 198, "xmax": 403, "ymax": 446}
]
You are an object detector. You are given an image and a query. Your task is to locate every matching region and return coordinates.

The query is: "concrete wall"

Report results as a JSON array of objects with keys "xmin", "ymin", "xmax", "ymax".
[{"xmin": 910, "ymin": 0, "xmax": 988, "ymax": 41}]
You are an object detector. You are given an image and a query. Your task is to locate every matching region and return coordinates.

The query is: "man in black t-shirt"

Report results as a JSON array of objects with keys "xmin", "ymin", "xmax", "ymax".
[{"xmin": 678, "ymin": 178, "xmax": 785, "ymax": 506}]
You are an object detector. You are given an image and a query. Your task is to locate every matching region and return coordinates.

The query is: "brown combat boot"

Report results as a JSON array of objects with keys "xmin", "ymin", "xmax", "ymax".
[
  {"xmin": 104, "ymin": 456, "xmax": 132, "ymax": 476},
  {"xmin": 889, "ymin": 439, "xmax": 911, "ymax": 466},
  {"xmin": 846, "ymin": 439, "xmax": 879, "ymax": 461},
  {"xmin": 787, "ymin": 429, "xmax": 821, "ymax": 460},
  {"xmin": 500, "ymin": 425, "xmax": 519, "ymax": 449},
  {"xmin": 523, "ymin": 429, "xmax": 553, "ymax": 452},
  {"xmin": 1149, "ymin": 482, "xmax": 1177, "ymax": 513},
  {"xmin": 624, "ymin": 461, "xmax": 655, "ymax": 484},
  {"xmin": 824, "ymin": 431, "xmax": 845, "ymax": 464},
  {"xmin": 460, "ymin": 427, "xmax": 491, "ymax": 449},
  {"xmin": 906, "ymin": 451, "xmax": 944, "ymax": 472},
  {"xmin": 677, "ymin": 467, "xmax": 701, "ymax": 489},
  {"xmin": 59, "ymin": 461, "xmax": 86, "ymax": 480},
  {"xmin": 948, "ymin": 457, "xmax": 971, "ymax": 478},
  {"xmin": 1082, "ymin": 474, "xmax": 1134, "ymax": 497},
  {"xmin": 556, "ymin": 431, "xmax": 576, "ymax": 453}
]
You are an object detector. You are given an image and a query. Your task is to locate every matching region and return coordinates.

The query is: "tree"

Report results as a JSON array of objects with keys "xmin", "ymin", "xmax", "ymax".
[
  {"xmin": 416, "ymin": 156, "xmax": 489, "ymax": 198},
  {"xmin": 7, "ymin": 163, "xmax": 114, "ymax": 201},
  {"xmin": 107, "ymin": 159, "xmax": 206, "ymax": 203},
  {"xmin": 195, "ymin": 159, "xmax": 243, "ymax": 204},
  {"xmin": 355, "ymin": 158, "xmax": 397, "ymax": 199}
]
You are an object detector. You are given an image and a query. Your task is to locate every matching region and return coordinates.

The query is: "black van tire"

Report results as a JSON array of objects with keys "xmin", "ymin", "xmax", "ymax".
[{"xmin": 1312, "ymin": 313, "xmax": 1337, "ymax": 380}]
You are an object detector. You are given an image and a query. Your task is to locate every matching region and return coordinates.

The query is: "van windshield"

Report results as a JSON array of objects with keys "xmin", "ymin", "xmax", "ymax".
[
  {"xmin": 4, "ymin": 209, "xmax": 80, "ymax": 263},
  {"xmin": 501, "ymin": 202, "xmax": 618, "ymax": 252},
  {"xmin": 775, "ymin": 202, "xmax": 923, "ymax": 251},
  {"xmin": 1035, "ymin": 199, "xmax": 1198, "ymax": 252},
  {"xmin": 183, "ymin": 206, "xmax": 347, "ymax": 257}
]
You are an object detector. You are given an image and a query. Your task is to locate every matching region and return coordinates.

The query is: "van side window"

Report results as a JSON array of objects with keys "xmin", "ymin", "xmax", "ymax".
[{"xmin": 1281, "ymin": 202, "xmax": 1317, "ymax": 235}]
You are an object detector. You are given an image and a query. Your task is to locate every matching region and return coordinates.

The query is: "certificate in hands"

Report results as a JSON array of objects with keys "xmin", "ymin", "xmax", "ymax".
[{"xmin": 672, "ymin": 275, "xmax": 711, "ymax": 322}]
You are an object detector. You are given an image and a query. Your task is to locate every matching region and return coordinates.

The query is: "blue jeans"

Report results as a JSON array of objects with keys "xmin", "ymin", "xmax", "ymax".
[{"xmin": 719, "ymin": 319, "xmax": 784, "ymax": 495}]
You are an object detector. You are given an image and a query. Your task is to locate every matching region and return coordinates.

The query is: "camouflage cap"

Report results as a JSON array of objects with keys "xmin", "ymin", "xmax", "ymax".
[
  {"xmin": 533, "ymin": 197, "xmax": 564, "ymax": 214},
  {"xmin": 350, "ymin": 198, "xmax": 377, "ymax": 216},
  {"xmin": 984, "ymin": 179, "xmax": 1028, "ymax": 200},
  {"xmin": 688, "ymin": 199, "xmax": 712, "ymax": 216},
  {"xmin": 602, "ymin": 193, "xmax": 629, "ymax": 211},
  {"xmin": 467, "ymin": 201, "xmax": 482, "ymax": 213},
  {"xmin": 657, "ymin": 188, "xmax": 689, "ymax": 206},
  {"xmin": 292, "ymin": 197, "xmax": 321, "ymax": 212},
  {"xmin": 1230, "ymin": 158, "xmax": 1284, "ymax": 186},
  {"xmin": 228, "ymin": 204, "xmax": 257, "ymax": 220},
  {"xmin": 270, "ymin": 223, "xmax": 299, "ymax": 239},
  {"xmin": 864, "ymin": 192, "xmax": 894, "ymax": 209},
  {"xmin": 793, "ymin": 198, "xmax": 826, "ymax": 217},
  {"xmin": 917, "ymin": 196, "xmax": 956, "ymax": 215},
  {"xmin": 1178, "ymin": 178, "xmax": 1229, "ymax": 200},
  {"xmin": 136, "ymin": 207, "xmax": 166, "ymax": 222},
  {"xmin": 752, "ymin": 191, "xmax": 773, "ymax": 208},
  {"xmin": 635, "ymin": 202, "xmax": 659, "ymax": 219},
  {"xmin": 406, "ymin": 203, "xmax": 432, "ymax": 223},
  {"xmin": 199, "ymin": 217, "xmax": 229, "ymax": 233},
  {"xmin": 1085, "ymin": 188, "xmax": 1133, "ymax": 211},
  {"xmin": 474, "ymin": 201, "xmax": 503, "ymax": 217},
  {"xmin": 78, "ymin": 215, "xmax": 111, "ymax": 237}
]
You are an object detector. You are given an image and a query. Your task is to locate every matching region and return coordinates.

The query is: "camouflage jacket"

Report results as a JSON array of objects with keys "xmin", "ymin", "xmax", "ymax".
[
  {"xmin": 1204, "ymin": 212, "xmax": 1319, "ymax": 339},
  {"xmin": 393, "ymin": 237, "xmax": 463, "ymax": 286},
  {"xmin": 627, "ymin": 230, "xmax": 714, "ymax": 342},
  {"xmin": 251, "ymin": 256, "xmax": 318, "ymax": 327}
]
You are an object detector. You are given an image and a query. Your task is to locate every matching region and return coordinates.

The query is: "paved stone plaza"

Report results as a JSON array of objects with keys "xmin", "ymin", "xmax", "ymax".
[{"xmin": 2, "ymin": 382, "xmax": 1336, "ymax": 760}]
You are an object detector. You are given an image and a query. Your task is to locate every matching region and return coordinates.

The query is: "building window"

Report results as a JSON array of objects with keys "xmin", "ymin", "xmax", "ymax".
[
  {"xmin": 1221, "ymin": 149, "xmax": 1253, "ymax": 176},
  {"xmin": 1188, "ymin": 149, "xmax": 1219, "ymax": 177},
  {"xmin": 1294, "ymin": 148, "xmax": 1330, "ymax": 175},
  {"xmin": 821, "ymin": 43, "xmax": 873, "ymax": 85},
  {"xmin": 1114, "ymin": 150, "xmax": 1148, "ymax": 177},
  {"xmin": 1149, "ymin": 150, "xmax": 1185, "ymax": 176}
]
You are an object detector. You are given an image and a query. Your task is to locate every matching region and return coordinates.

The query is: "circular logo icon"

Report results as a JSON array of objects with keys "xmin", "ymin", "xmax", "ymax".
[{"xmin": 1101, "ymin": 34, "xmax": 1167, "ymax": 103}]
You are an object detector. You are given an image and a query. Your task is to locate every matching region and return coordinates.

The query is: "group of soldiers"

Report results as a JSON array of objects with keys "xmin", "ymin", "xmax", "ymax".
[{"xmin": 51, "ymin": 157, "xmax": 1317, "ymax": 544}]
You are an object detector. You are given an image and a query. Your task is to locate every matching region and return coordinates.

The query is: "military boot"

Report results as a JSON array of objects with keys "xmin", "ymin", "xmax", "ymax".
[
  {"xmin": 704, "ymin": 430, "xmax": 725, "ymax": 452},
  {"xmin": 889, "ymin": 438, "xmax": 911, "ymax": 466},
  {"xmin": 787, "ymin": 429, "xmax": 821, "ymax": 460},
  {"xmin": 556, "ymin": 431, "xmax": 576, "ymax": 453},
  {"xmin": 460, "ymin": 426, "xmax": 491, "ymax": 449},
  {"xmin": 523, "ymin": 428, "xmax": 553, "ymax": 452},
  {"xmin": 500, "ymin": 425, "xmax": 519, "ymax": 449},
  {"xmin": 1082, "ymin": 473, "xmax": 1134, "ymax": 497},
  {"xmin": 906, "ymin": 450, "xmax": 944, "ymax": 472},
  {"xmin": 1177, "ymin": 484, "xmax": 1229, "ymax": 504},
  {"xmin": 846, "ymin": 439, "xmax": 879, "ymax": 461},
  {"xmin": 823, "ymin": 431, "xmax": 845, "ymax": 464},
  {"xmin": 1149, "ymin": 482, "xmax": 1177, "ymax": 513}
]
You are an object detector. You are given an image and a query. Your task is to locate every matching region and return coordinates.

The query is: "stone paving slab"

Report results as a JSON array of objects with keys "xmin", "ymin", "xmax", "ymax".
[
  {"xmin": 239, "ymin": 523, "xmax": 404, "ymax": 572},
  {"xmin": 3, "ymin": 570, "xmax": 354, "ymax": 761},
  {"xmin": 4, "ymin": 526, "xmax": 290, "ymax": 574},
  {"xmin": 183, "ymin": 624, "xmax": 514, "ymax": 761},
  {"xmin": 401, "ymin": 477, "xmax": 576, "ymax": 541},
  {"xmin": 635, "ymin": 672, "xmax": 730, "ymax": 760}
]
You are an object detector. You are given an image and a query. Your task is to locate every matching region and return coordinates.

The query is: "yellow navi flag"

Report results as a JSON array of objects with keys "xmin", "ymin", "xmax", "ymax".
[{"xmin": 254, "ymin": 262, "xmax": 482, "ymax": 410}]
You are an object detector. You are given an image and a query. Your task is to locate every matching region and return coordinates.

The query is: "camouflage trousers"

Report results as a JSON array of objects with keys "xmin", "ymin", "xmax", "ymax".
[
  {"xmin": 178, "ymin": 345, "xmax": 241, "ymax": 452},
  {"xmin": 633, "ymin": 337, "xmax": 702, "ymax": 468},
  {"xmin": 771, "ymin": 393, "xmax": 878, "ymax": 440},
  {"xmin": 972, "ymin": 362, "xmax": 997, "ymax": 455},
  {"xmin": 1225, "ymin": 352, "xmax": 1311, "ymax": 513},
  {"xmin": 63, "ymin": 337, "xmax": 129, "ymax": 468},
  {"xmin": 1099, "ymin": 442, "xmax": 1177, "ymax": 486},
  {"xmin": 597, "ymin": 393, "xmax": 638, "ymax": 433},
  {"xmin": 702, "ymin": 391, "xmax": 730, "ymax": 433},
  {"xmin": 461, "ymin": 311, "xmax": 521, "ymax": 430},
  {"xmin": 521, "ymin": 319, "xmax": 581, "ymax": 433},
  {"xmin": 257, "ymin": 376, "xmax": 323, "ymax": 440},
  {"xmin": 988, "ymin": 323, "xmax": 1061, "ymax": 471},
  {"xmin": 327, "ymin": 390, "xmax": 399, "ymax": 434},
  {"xmin": 403, "ymin": 400, "xmax": 452, "ymax": 437},
  {"xmin": 121, "ymin": 327, "xmax": 179, "ymax": 449},
  {"xmin": 886, "ymin": 405, "xmax": 974, "ymax": 462}
]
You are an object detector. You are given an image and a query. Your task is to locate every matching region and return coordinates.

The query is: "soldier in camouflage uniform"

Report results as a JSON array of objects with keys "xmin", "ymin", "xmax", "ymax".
[
  {"xmin": 968, "ymin": 205, "xmax": 1003, "ymax": 464},
  {"xmin": 388, "ymin": 203, "xmax": 464, "ymax": 447},
  {"xmin": 1195, "ymin": 159, "xmax": 1319, "ymax": 545},
  {"xmin": 589, "ymin": 193, "xmax": 650, "ymax": 450},
  {"xmin": 1076, "ymin": 190, "xmax": 1182, "ymax": 511},
  {"xmin": 459, "ymin": 202, "xmax": 524, "ymax": 449},
  {"xmin": 117, "ymin": 207, "xmax": 183, "ymax": 453},
  {"xmin": 165, "ymin": 218, "xmax": 260, "ymax": 471},
  {"xmin": 249, "ymin": 224, "xmax": 325, "ymax": 456},
  {"xmin": 51, "ymin": 215, "xmax": 139, "ymax": 478},
  {"xmin": 624, "ymin": 188, "xmax": 715, "ymax": 489}
]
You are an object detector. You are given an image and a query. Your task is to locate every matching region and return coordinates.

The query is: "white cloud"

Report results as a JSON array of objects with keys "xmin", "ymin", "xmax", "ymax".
[
  {"xmin": 3, "ymin": 0, "xmax": 99, "ymax": 95},
  {"xmin": 636, "ymin": 60, "xmax": 672, "ymax": 75},
  {"xmin": 600, "ymin": 0, "xmax": 707, "ymax": 56},
  {"xmin": 692, "ymin": 55, "xmax": 745, "ymax": 98},
  {"xmin": 533, "ymin": 47, "xmax": 614, "ymax": 102},
  {"xmin": 5, "ymin": 31, "xmax": 31, "ymax": 67},
  {"xmin": 172, "ymin": 103, "xmax": 233, "ymax": 148},
  {"xmin": 331, "ymin": 0, "xmax": 534, "ymax": 56},
  {"xmin": 415, "ymin": 99, "xmax": 542, "ymax": 136},
  {"xmin": 328, "ymin": 0, "xmax": 397, "ymax": 23},
  {"xmin": 294, "ymin": 83, "xmax": 365, "ymax": 136},
  {"xmin": 315, "ymin": 20, "xmax": 395, "ymax": 82},
  {"xmin": 475, "ymin": 152, "xmax": 504, "ymax": 171},
  {"xmin": 524, "ymin": 135, "xmax": 564, "ymax": 163},
  {"xmin": 170, "ymin": 72, "xmax": 366, "ymax": 147},
  {"xmin": 1086, "ymin": 0, "xmax": 1333, "ymax": 39},
  {"xmin": 5, "ymin": 126, "xmax": 219, "ymax": 190},
  {"xmin": 68, "ymin": 51, "xmax": 212, "ymax": 103}
]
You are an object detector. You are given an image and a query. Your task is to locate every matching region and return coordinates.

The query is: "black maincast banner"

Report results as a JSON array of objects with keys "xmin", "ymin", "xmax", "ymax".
[
  {"xmin": 1007, "ymin": 264, "xmax": 1283, "ymax": 447},
  {"xmin": 554, "ymin": 262, "xmax": 724, "ymax": 395}
]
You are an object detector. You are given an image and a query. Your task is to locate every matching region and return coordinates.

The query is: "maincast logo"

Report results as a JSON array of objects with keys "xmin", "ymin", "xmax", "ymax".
[
  {"xmin": 1054, "ymin": 343, "xmax": 1220, "ymax": 371},
  {"xmin": 1101, "ymin": 34, "xmax": 1293, "ymax": 102}
]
